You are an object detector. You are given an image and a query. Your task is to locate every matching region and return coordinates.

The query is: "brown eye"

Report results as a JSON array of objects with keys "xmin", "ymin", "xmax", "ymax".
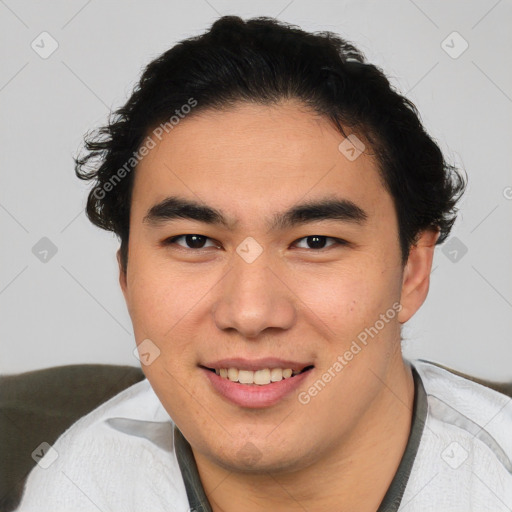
[
  {"xmin": 294, "ymin": 236, "xmax": 347, "ymax": 250},
  {"xmin": 164, "ymin": 235, "xmax": 217, "ymax": 249}
]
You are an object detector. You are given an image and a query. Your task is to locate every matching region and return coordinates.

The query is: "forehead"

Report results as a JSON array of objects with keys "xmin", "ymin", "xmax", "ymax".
[{"xmin": 132, "ymin": 101, "xmax": 392, "ymax": 228}]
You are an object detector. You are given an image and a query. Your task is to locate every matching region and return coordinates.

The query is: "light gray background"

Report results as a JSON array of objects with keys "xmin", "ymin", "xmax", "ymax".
[{"xmin": 1, "ymin": 0, "xmax": 511, "ymax": 379}]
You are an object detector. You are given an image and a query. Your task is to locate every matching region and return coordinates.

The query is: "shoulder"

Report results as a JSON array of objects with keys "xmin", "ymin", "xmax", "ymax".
[
  {"xmin": 404, "ymin": 359, "xmax": 512, "ymax": 509},
  {"xmin": 412, "ymin": 359, "xmax": 512, "ymax": 431},
  {"xmin": 412, "ymin": 359, "xmax": 512, "ymax": 453},
  {"xmin": 16, "ymin": 379, "xmax": 189, "ymax": 511}
]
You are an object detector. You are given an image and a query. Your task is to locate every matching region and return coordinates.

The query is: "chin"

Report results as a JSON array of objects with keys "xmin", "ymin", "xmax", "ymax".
[{"xmin": 210, "ymin": 442, "xmax": 313, "ymax": 475}]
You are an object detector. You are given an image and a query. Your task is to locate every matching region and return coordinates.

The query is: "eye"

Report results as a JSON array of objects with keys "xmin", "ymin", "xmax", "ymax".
[
  {"xmin": 162, "ymin": 234, "xmax": 348, "ymax": 251},
  {"xmin": 293, "ymin": 236, "xmax": 347, "ymax": 250},
  {"xmin": 163, "ymin": 234, "xmax": 218, "ymax": 249}
]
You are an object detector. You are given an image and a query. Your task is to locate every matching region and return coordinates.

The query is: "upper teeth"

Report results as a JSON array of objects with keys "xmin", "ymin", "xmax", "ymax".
[{"xmin": 215, "ymin": 368, "xmax": 297, "ymax": 385}]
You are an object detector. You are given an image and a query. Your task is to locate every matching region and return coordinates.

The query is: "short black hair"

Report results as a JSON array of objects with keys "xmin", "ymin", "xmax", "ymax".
[{"xmin": 75, "ymin": 15, "xmax": 467, "ymax": 272}]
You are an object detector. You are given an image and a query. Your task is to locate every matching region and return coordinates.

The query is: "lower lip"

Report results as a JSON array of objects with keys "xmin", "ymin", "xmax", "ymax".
[{"xmin": 201, "ymin": 367, "xmax": 313, "ymax": 409}]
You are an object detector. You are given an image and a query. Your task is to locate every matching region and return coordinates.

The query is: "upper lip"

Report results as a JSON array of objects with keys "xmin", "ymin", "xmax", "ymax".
[{"xmin": 201, "ymin": 358, "xmax": 314, "ymax": 372}]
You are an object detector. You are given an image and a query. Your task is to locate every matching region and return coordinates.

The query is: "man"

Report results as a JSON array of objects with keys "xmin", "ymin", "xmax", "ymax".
[{"xmin": 17, "ymin": 15, "xmax": 512, "ymax": 512}]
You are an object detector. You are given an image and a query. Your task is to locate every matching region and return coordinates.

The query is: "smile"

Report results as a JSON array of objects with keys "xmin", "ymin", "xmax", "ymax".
[
  {"xmin": 201, "ymin": 365, "xmax": 315, "ymax": 408},
  {"xmin": 205, "ymin": 366, "xmax": 314, "ymax": 385}
]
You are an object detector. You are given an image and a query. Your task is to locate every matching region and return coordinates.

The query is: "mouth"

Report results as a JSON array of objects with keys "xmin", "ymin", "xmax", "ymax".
[
  {"xmin": 200, "ymin": 365, "xmax": 315, "ymax": 386},
  {"xmin": 200, "ymin": 362, "xmax": 315, "ymax": 408}
]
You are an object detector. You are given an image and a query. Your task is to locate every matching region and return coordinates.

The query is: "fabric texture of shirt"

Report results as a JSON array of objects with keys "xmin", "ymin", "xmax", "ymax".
[{"xmin": 15, "ymin": 359, "xmax": 512, "ymax": 511}]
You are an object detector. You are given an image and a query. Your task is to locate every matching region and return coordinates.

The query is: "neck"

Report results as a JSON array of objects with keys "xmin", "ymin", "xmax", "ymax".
[{"xmin": 193, "ymin": 358, "xmax": 415, "ymax": 512}]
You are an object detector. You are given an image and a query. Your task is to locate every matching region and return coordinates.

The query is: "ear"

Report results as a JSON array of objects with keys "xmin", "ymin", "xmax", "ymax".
[
  {"xmin": 398, "ymin": 228, "xmax": 440, "ymax": 324},
  {"xmin": 116, "ymin": 248, "xmax": 128, "ymax": 300}
]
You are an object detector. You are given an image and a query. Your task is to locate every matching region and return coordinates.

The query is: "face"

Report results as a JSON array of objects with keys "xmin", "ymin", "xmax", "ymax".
[{"xmin": 119, "ymin": 100, "xmax": 429, "ymax": 474}]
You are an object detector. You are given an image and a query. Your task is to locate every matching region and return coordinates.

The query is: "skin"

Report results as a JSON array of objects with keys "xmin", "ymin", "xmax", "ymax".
[{"xmin": 118, "ymin": 100, "xmax": 439, "ymax": 512}]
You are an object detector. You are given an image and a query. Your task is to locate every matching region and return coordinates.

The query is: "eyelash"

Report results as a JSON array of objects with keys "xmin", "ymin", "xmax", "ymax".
[{"xmin": 162, "ymin": 235, "xmax": 348, "ymax": 251}]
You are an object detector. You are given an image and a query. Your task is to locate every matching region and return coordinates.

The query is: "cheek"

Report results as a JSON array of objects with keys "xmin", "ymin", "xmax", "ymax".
[
  {"xmin": 126, "ymin": 271, "xmax": 173, "ymax": 338},
  {"xmin": 124, "ymin": 247, "xmax": 183, "ymax": 340},
  {"xmin": 290, "ymin": 259, "xmax": 402, "ymax": 356},
  {"xmin": 292, "ymin": 265, "xmax": 381, "ymax": 325},
  {"xmin": 124, "ymin": 249, "xmax": 219, "ymax": 344}
]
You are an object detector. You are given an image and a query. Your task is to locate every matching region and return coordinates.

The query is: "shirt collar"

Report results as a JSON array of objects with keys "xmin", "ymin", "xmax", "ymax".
[{"xmin": 376, "ymin": 365, "xmax": 427, "ymax": 511}]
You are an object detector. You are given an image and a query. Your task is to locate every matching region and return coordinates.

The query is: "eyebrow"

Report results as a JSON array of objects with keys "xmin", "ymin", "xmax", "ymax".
[{"xmin": 143, "ymin": 195, "xmax": 368, "ymax": 231}]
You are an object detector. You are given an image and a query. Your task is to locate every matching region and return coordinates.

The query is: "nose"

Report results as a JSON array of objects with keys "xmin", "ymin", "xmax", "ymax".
[{"xmin": 212, "ymin": 255, "xmax": 296, "ymax": 339}]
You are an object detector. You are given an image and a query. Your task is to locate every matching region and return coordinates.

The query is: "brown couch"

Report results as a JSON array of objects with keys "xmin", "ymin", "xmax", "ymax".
[
  {"xmin": 1, "ymin": 363, "xmax": 510, "ymax": 511},
  {"xmin": 0, "ymin": 365, "xmax": 145, "ymax": 511}
]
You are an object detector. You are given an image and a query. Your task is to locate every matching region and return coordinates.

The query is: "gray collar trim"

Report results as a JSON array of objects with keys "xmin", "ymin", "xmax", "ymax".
[{"xmin": 376, "ymin": 366, "xmax": 428, "ymax": 511}]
